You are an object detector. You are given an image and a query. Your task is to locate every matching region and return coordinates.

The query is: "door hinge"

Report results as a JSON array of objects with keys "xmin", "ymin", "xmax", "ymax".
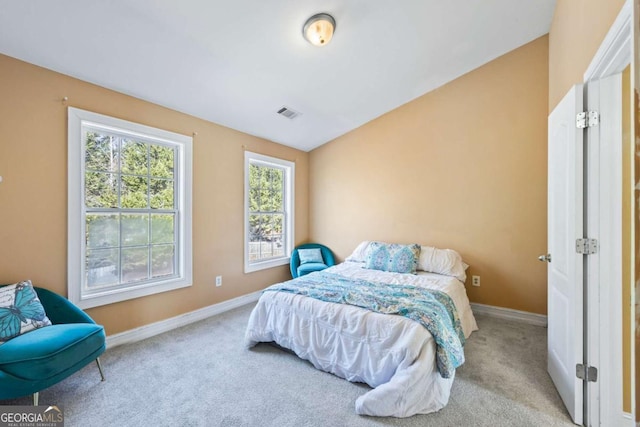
[
  {"xmin": 576, "ymin": 364, "xmax": 598, "ymax": 382},
  {"xmin": 576, "ymin": 111, "xmax": 599, "ymax": 129},
  {"xmin": 576, "ymin": 238, "xmax": 598, "ymax": 255}
]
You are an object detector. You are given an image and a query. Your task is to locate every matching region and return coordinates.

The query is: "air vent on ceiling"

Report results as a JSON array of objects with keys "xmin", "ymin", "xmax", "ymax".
[{"xmin": 277, "ymin": 106, "xmax": 301, "ymax": 120}]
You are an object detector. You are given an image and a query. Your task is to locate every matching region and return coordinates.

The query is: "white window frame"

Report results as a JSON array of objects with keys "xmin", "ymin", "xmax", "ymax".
[
  {"xmin": 244, "ymin": 151, "xmax": 295, "ymax": 273},
  {"xmin": 68, "ymin": 107, "xmax": 192, "ymax": 309}
]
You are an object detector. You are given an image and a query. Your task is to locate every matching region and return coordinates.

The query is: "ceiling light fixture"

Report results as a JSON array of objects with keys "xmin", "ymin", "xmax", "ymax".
[{"xmin": 303, "ymin": 13, "xmax": 336, "ymax": 47}]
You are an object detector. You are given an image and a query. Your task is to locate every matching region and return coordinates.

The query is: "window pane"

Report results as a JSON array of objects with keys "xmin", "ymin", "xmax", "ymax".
[
  {"xmin": 85, "ymin": 132, "xmax": 119, "ymax": 172},
  {"xmin": 151, "ymin": 244, "xmax": 175, "ymax": 278},
  {"xmin": 249, "ymin": 213, "xmax": 263, "ymax": 241},
  {"xmin": 86, "ymin": 248, "xmax": 119, "ymax": 288},
  {"xmin": 122, "ymin": 247, "xmax": 149, "ymax": 283},
  {"xmin": 86, "ymin": 214, "xmax": 119, "ymax": 248},
  {"xmin": 122, "ymin": 214, "xmax": 149, "ymax": 246},
  {"xmin": 272, "ymin": 214, "xmax": 284, "ymax": 257},
  {"xmin": 249, "ymin": 164, "xmax": 262, "ymax": 212},
  {"xmin": 121, "ymin": 175, "xmax": 149, "ymax": 208},
  {"xmin": 269, "ymin": 187, "xmax": 283, "ymax": 212},
  {"xmin": 267, "ymin": 213, "xmax": 280, "ymax": 240},
  {"xmin": 272, "ymin": 169, "xmax": 284, "ymax": 211},
  {"xmin": 248, "ymin": 214, "xmax": 262, "ymax": 261},
  {"xmin": 263, "ymin": 214, "xmax": 274, "ymax": 260},
  {"xmin": 152, "ymin": 214, "xmax": 174, "ymax": 244},
  {"xmin": 248, "ymin": 213, "xmax": 286, "ymax": 261},
  {"xmin": 259, "ymin": 184, "xmax": 271, "ymax": 212},
  {"xmin": 250, "ymin": 165, "xmax": 283, "ymax": 213},
  {"xmin": 150, "ymin": 179, "xmax": 174, "ymax": 209},
  {"xmin": 249, "ymin": 184, "xmax": 260, "ymax": 213},
  {"xmin": 248, "ymin": 242, "xmax": 258, "ymax": 261},
  {"xmin": 121, "ymin": 139, "xmax": 148, "ymax": 175},
  {"xmin": 249, "ymin": 163, "xmax": 260, "ymax": 183},
  {"xmin": 260, "ymin": 168, "xmax": 276, "ymax": 212},
  {"xmin": 85, "ymin": 172, "xmax": 118, "ymax": 208},
  {"xmin": 150, "ymin": 145, "xmax": 174, "ymax": 179}
]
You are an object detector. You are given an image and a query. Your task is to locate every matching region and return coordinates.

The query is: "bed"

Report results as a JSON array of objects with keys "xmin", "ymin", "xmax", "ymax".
[{"xmin": 245, "ymin": 242, "xmax": 478, "ymax": 418}]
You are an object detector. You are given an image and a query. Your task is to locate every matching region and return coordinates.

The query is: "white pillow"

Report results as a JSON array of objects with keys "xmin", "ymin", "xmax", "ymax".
[
  {"xmin": 418, "ymin": 246, "xmax": 468, "ymax": 282},
  {"xmin": 345, "ymin": 241, "xmax": 371, "ymax": 263}
]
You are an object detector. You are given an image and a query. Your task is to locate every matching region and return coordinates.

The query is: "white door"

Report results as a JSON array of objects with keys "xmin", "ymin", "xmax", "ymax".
[{"xmin": 547, "ymin": 84, "xmax": 584, "ymax": 425}]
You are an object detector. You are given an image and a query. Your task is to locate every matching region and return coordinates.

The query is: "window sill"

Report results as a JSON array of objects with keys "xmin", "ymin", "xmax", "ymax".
[
  {"xmin": 244, "ymin": 257, "xmax": 290, "ymax": 274},
  {"xmin": 72, "ymin": 278, "xmax": 192, "ymax": 309}
]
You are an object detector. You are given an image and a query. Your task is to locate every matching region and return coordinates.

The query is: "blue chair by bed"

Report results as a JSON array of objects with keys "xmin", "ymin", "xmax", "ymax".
[
  {"xmin": 290, "ymin": 243, "xmax": 336, "ymax": 278},
  {"xmin": 0, "ymin": 285, "xmax": 106, "ymax": 405}
]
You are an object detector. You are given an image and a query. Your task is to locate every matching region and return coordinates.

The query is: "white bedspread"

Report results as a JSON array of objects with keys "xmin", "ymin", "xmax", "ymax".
[{"xmin": 244, "ymin": 262, "xmax": 478, "ymax": 417}]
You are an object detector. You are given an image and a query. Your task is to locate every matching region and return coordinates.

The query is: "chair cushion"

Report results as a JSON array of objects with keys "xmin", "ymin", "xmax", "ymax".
[
  {"xmin": 0, "ymin": 323, "xmax": 105, "ymax": 380},
  {"xmin": 297, "ymin": 262, "xmax": 328, "ymax": 277}
]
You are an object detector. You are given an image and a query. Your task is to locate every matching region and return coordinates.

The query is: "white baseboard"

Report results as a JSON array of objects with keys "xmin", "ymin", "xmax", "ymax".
[
  {"xmin": 470, "ymin": 303, "xmax": 547, "ymax": 327},
  {"xmin": 106, "ymin": 291, "xmax": 261, "ymax": 348},
  {"xmin": 620, "ymin": 411, "xmax": 635, "ymax": 427}
]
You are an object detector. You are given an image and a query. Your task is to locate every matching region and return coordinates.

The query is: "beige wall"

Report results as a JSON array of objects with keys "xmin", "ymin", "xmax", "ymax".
[
  {"xmin": 0, "ymin": 54, "xmax": 309, "ymax": 335},
  {"xmin": 549, "ymin": 0, "xmax": 627, "ymax": 111},
  {"xmin": 309, "ymin": 36, "xmax": 549, "ymax": 314}
]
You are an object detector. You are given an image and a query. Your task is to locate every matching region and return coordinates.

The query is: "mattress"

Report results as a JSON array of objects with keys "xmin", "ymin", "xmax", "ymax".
[{"xmin": 245, "ymin": 262, "xmax": 478, "ymax": 417}]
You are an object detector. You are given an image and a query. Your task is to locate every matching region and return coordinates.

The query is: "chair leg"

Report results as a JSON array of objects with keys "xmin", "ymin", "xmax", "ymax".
[
  {"xmin": 33, "ymin": 392, "xmax": 39, "ymax": 406},
  {"xmin": 96, "ymin": 357, "xmax": 105, "ymax": 381}
]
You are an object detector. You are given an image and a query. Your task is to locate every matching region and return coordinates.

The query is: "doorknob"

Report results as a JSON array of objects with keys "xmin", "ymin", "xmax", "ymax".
[{"xmin": 538, "ymin": 254, "xmax": 551, "ymax": 263}]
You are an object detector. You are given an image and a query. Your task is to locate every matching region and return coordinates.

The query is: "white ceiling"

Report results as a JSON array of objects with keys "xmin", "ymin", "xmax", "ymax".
[{"xmin": 0, "ymin": 1, "xmax": 556, "ymax": 151}]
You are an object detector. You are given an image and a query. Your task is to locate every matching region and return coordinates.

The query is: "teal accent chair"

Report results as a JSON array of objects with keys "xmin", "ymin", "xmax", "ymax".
[
  {"xmin": 290, "ymin": 243, "xmax": 336, "ymax": 278},
  {"xmin": 0, "ymin": 286, "xmax": 106, "ymax": 405}
]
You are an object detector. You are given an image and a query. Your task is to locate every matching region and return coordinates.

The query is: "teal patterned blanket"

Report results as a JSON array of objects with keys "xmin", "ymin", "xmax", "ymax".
[{"xmin": 263, "ymin": 271, "xmax": 465, "ymax": 378}]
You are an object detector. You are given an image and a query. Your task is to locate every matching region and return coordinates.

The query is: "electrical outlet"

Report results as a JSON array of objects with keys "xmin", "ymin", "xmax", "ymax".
[
  {"xmin": 215, "ymin": 276, "xmax": 222, "ymax": 287},
  {"xmin": 472, "ymin": 275, "xmax": 480, "ymax": 287}
]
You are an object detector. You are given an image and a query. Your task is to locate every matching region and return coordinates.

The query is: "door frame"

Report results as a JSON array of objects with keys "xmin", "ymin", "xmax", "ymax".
[{"xmin": 582, "ymin": 1, "xmax": 631, "ymax": 425}]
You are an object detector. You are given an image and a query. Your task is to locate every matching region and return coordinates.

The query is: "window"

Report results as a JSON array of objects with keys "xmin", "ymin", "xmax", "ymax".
[
  {"xmin": 244, "ymin": 151, "xmax": 294, "ymax": 273},
  {"xmin": 68, "ymin": 107, "xmax": 192, "ymax": 309}
]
